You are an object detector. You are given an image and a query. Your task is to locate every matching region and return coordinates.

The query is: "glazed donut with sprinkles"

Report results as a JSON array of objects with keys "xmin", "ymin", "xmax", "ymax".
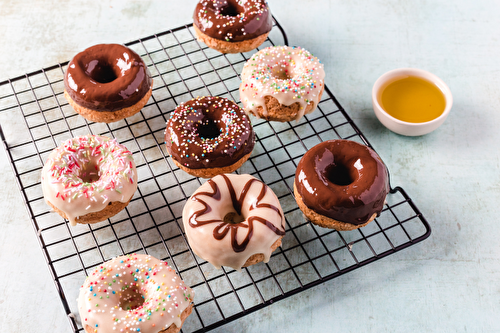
[
  {"xmin": 239, "ymin": 45, "xmax": 325, "ymax": 122},
  {"xmin": 77, "ymin": 253, "xmax": 194, "ymax": 333},
  {"xmin": 41, "ymin": 135, "xmax": 137, "ymax": 226}
]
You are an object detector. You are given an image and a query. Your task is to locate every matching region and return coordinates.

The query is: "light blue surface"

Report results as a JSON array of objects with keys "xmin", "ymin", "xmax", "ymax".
[{"xmin": 1, "ymin": 1, "xmax": 499, "ymax": 332}]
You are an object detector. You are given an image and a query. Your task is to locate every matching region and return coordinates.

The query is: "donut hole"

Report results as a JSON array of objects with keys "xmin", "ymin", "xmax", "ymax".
[
  {"xmin": 197, "ymin": 119, "xmax": 221, "ymax": 140},
  {"xmin": 219, "ymin": 2, "xmax": 244, "ymax": 17},
  {"xmin": 273, "ymin": 69, "xmax": 293, "ymax": 80},
  {"xmin": 224, "ymin": 211, "xmax": 245, "ymax": 224},
  {"xmin": 78, "ymin": 163, "xmax": 100, "ymax": 184},
  {"xmin": 85, "ymin": 59, "xmax": 118, "ymax": 83},
  {"xmin": 119, "ymin": 288, "xmax": 145, "ymax": 311},
  {"xmin": 325, "ymin": 163, "xmax": 355, "ymax": 186}
]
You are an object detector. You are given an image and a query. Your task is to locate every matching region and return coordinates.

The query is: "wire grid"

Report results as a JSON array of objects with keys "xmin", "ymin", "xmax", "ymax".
[{"xmin": 0, "ymin": 19, "xmax": 431, "ymax": 333}]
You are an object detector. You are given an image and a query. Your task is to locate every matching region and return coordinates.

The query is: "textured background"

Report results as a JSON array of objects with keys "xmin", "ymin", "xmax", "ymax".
[{"xmin": 1, "ymin": 0, "xmax": 499, "ymax": 332}]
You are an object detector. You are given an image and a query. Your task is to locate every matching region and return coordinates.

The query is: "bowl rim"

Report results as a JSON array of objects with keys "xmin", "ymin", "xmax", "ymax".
[{"xmin": 371, "ymin": 67, "xmax": 453, "ymax": 127}]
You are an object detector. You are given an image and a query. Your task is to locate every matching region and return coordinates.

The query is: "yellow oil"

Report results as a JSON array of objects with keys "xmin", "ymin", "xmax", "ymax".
[{"xmin": 380, "ymin": 76, "xmax": 446, "ymax": 123}]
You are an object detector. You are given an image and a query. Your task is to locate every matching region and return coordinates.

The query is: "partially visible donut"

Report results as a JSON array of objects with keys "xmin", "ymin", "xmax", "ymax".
[
  {"xmin": 78, "ymin": 253, "xmax": 194, "ymax": 333},
  {"xmin": 64, "ymin": 43, "xmax": 153, "ymax": 123},
  {"xmin": 182, "ymin": 174, "xmax": 286, "ymax": 271},
  {"xmin": 164, "ymin": 96, "xmax": 255, "ymax": 178},
  {"xmin": 193, "ymin": 0, "xmax": 273, "ymax": 53},
  {"xmin": 294, "ymin": 140, "xmax": 390, "ymax": 231},
  {"xmin": 41, "ymin": 135, "xmax": 137, "ymax": 226},
  {"xmin": 239, "ymin": 45, "xmax": 325, "ymax": 122}
]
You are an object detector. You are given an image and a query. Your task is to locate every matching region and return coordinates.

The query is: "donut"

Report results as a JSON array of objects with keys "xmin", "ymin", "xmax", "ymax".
[
  {"xmin": 239, "ymin": 45, "xmax": 325, "ymax": 122},
  {"xmin": 64, "ymin": 43, "xmax": 153, "ymax": 123},
  {"xmin": 78, "ymin": 253, "xmax": 194, "ymax": 333},
  {"xmin": 164, "ymin": 96, "xmax": 255, "ymax": 178},
  {"xmin": 182, "ymin": 174, "xmax": 286, "ymax": 271},
  {"xmin": 41, "ymin": 135, "xmax": 137, "ymax": 226},
  {"xmin": 193, "ymin": 0, "xmax": 272, "ymax": 54},
  {"xmin": 293, "ymin": 140, "xmax": 390, "ymax": 231}
]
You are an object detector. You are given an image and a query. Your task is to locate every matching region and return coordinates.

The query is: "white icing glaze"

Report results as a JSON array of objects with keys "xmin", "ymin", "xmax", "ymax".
[
  {"xmin": 41, "ymin": 135, "xmax": 137, "ymax": 226},
  {"xmin": 239, "ymin": 45, "xmax": 325, "ymax": 121},
  {"xmin": 182, "ymin": 174, "xmax": 286, "ymax": 271},
  {"xmin": 78, "ymin": 254, "xmax": 193, "ymax": 333}
]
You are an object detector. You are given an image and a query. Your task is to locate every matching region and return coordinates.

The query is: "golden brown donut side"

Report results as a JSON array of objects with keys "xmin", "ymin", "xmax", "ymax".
[
  {"xmin": 193, "ymin": 25, "xmax": 270, "ymax": 54},
  {"xmin": 47, "ymin": 197, "xmax": 132, "ymax": 224},
  {"xmin": 294, "ymin": 182, "xmax": 376, "ymax": 231},
  {"xmin": 248, "ymin": 86, "xmax": 324, "ymax": 122},
  {"xmin": 169, "ymin": 149, "xmax": 252, "ymax": 179},
  {"xmin": 64, "ymin": 84, "xmax": 152, "ymax": 123},
  {"xmin": 242, "ymin": 237, "xmax": 283, "ymax": 267}
]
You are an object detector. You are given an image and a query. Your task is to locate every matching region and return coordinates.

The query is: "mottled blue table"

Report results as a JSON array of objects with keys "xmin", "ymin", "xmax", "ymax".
[{"xmin": 1, "ymin": 1, "xmax": 499, "ymax": 332}]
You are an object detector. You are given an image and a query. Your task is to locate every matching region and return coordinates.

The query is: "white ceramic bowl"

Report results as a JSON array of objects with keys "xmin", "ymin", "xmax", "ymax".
[{"xmin": 372, "ymin": 68, "xmax": 453, "ymax": 136}]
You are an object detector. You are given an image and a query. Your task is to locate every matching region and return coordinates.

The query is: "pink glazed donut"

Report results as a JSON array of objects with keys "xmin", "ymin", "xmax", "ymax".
[{"xmin": 41, "ymin": 135, "xmax": 137, "ymax": 225}]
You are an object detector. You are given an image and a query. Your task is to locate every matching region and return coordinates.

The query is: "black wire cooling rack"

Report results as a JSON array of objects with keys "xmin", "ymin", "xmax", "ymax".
[{"xmin": 0, "ymin": 18, "xmax": 430, "ymax": 333}]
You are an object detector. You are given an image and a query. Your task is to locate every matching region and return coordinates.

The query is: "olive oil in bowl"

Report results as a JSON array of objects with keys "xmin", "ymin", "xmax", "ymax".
[{"xmin": 380, "ymin": 76, "xmax": 446, "ymax": 123}]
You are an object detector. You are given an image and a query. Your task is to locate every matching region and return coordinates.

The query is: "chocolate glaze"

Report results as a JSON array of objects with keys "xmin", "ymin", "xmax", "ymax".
[
  {"xmin": 193, "ymin": 0, "xmax": 272, "ymax": 42},
  {"xmin": 188, "ymin": 174, "xmax": 285, "ymax": 253},
  {"xmin": 64, "ymin": 44, "xmax": 152, "ymax": 112},
  {"xmin": 165, "ymin": 96, "xmax": 255, "ymax": 169},
  {"xmin": 295, "ymin": 140, "xmax": 389, "ymax": 225}
]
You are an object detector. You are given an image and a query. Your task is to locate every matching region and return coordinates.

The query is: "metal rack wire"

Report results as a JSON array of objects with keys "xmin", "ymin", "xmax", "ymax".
[{"xmin": 0, "ymin": 18, "xmax": 430, "ymax": 333}]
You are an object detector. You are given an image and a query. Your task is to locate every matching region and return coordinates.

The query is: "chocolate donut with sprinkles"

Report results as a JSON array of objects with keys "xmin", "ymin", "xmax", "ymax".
[
  {"xmin": 41, "ymin": 135, "xmax": 137, "ymax": 226},
  {"xmin": 78, "ymin": 253, "xmax": 194, "ymax": 333},
  {"xmin": 193, "ymin": 0, "xmax": 273, "ymax": 53},
  {"xmin": 164, "ymin": 96, "xmax": 255, "ymax": 178},
  {"xmin": 239, "ymin": 45, "xmax": 325, "ymax": 122}
]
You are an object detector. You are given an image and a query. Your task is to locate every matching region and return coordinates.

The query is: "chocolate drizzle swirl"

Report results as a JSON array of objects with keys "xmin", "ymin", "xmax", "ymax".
[{"xmin": 188, "ymin": 174, "xmax": 285, "ymax": 253}]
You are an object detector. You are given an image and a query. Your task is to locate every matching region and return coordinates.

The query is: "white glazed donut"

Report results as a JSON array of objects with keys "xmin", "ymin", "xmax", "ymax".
[
  {"xmin": 182, "ymin": 174, "xmax": 286, "ymax": 271},
  {"xmin": 41, "ymin": 135, "xmax": 137, "ymax": 226},
  {"xmin": 78, "ymin": 253, "xmax": 194, "ymax": 333},
  {"xmin": 239, "ymin": 45, "xmax": 325, "ymax": 122}
]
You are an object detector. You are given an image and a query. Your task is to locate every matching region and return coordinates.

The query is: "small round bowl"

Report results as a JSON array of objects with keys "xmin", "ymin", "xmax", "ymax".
[{"xmin": 372, "ymin": 68, "xmax": 453, "ymax": 136}]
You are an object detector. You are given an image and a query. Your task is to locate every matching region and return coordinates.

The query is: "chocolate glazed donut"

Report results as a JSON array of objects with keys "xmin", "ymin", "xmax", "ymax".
[
  {"xmin": 165, "ymin": 96, "xmax": 255, "ymax": 178},
  {"xmin": 294, "ymin": 140, "xmax": 390, "ymax": 230},
  {"xmin": 64, "ymin": 44, "xmax": 152, "ymax": 112},
  {"xmin": 193, "ymin": 0, "xmax": 273, "ymax": 53},
  {"xmin": 193, "ymin": 0, "xmax": 272, "ymax": 42}
]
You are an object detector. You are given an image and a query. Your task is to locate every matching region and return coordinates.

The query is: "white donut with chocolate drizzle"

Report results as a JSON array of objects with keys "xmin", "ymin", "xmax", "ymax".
[
  {"xmin": 41, "ymin": 135, "xmax": 137, "ymax": 226},
  {"xmin": 78, "ymin": 253, "xmax": 194, "ymax": 333},
  {"xmin": 239, "ymin": 45, "xmax": 325, "ymax": 121},
  {"xmin": 182, "ymin": 173, "xmax": 286, "ymax": 271}
]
